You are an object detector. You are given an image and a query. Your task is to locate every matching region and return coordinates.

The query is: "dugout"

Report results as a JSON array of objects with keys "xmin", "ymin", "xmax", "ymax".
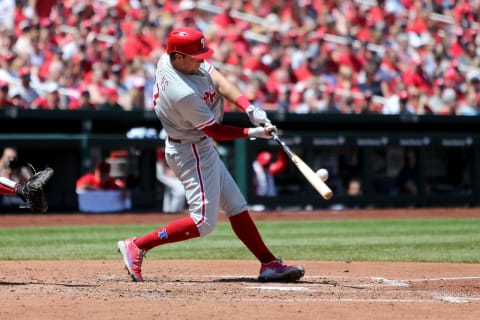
[{"xmin": 0, "ymin": 109, "xmax": 478, "ymax": 212}]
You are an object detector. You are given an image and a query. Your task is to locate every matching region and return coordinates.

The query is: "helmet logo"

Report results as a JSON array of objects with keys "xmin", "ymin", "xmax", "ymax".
[
  {"xmin": 201, "ymin": 38, "xmax": 205, "ymax": 48},
  {"xmin": 179, "ymin": 31, "xmax": 188, "ymax": 36}
]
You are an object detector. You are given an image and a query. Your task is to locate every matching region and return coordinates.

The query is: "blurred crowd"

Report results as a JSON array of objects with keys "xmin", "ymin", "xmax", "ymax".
[{"xmin": 0, "ymin": 0, "xmax": 479, "ymax": 115}]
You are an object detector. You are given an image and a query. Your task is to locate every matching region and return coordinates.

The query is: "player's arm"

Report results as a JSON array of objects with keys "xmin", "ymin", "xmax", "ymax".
[
  {"xmin": 201, "ymin": 122, "xmax": 275, "ymax": 141},
  {"xmin": 201, "ymin": 123, "xmax": 248, "ymax": 141},
  {"xmin": 177, "ymin": 93, "xmax": 275, "ymax": 141},
  {"xmin": 210, "ymin": 69, "xmax": 244, "ymax": 110},
  {"xmin": 210, "ymin": 69, "xmax": 270, "ymax": 127}
]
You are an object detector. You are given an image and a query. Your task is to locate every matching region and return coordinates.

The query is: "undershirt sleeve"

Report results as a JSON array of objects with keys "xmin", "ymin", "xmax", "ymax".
[{"xmin": 201, "ymin": 122, "xmax": 249, "ymax": 141}]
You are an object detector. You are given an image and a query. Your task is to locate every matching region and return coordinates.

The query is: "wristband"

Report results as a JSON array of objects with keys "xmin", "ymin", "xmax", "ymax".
[{"xmin": 235, "ymin": 96, "xmax": 251, "ymax": 111}]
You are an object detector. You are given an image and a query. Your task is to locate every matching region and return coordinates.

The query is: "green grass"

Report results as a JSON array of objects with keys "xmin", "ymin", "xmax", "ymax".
[{"xmin": 0, "ymin": 218, "xmax": 479, "ymax": 262}]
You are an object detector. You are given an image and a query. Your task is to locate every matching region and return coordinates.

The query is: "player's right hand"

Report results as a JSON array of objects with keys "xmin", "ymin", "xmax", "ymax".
[{"xmin": 247, "ymin": 125, "xmax": 277, "ymax": 139}]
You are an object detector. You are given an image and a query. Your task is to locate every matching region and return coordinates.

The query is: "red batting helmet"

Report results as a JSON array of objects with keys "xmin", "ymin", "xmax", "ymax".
[
  {"xmin": 256, "ymin": 151, "xmax": 272, "ymax": 166},
  {"xmin": 167, "ymin": 27, "xmax": 214, "ymax": 59}
]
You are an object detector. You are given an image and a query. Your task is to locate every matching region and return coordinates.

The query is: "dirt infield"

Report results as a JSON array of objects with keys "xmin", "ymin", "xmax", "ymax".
[{"xmin": 1, "ymin": 208, "xmax": 479, "ymax": 320}]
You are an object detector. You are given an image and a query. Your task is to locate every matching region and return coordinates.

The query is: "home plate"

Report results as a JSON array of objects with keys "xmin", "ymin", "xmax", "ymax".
[{"xmin": 248, "ymin": 286, "xmax": 310, "ymax": 291}]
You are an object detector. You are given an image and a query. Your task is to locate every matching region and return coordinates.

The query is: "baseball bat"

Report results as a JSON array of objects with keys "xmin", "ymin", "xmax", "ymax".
[{"xmin": 270, "ymin": 131, "xmax": 333, "ymax": 200}]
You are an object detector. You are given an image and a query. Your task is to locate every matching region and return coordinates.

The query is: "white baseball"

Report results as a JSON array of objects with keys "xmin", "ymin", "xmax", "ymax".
[{"xmin": 316, "ymin": 168, "xmax": 329, "ymax": 182}]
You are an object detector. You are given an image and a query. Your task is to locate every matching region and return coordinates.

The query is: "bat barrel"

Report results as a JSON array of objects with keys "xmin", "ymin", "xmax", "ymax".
[{"xmin": 270, "ymin": 131, "xmax": 333, "ymax": 201}]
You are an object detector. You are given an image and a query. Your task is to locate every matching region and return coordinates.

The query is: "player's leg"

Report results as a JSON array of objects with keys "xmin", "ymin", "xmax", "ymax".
[
  {"xmin": 117, "ymin": 141, "xmax": 220, "ymax": 281},
  {"xmin": 134, "ymin": 141, "xmax": 221, "ymax": 248},
  {"xmin": 220, "ymin": 168, "xmax": 305, "ymax": 282},
  {"xmin": 117, "ymin": 216, "xmax": 199, "ymax": 282},
  {"xmin": 118, "ymin": 210, "xmax": 201, "ymax": 281},
  {"xmin": 218, "ymin": 162, "xmax": 276, "ymax": 263}
]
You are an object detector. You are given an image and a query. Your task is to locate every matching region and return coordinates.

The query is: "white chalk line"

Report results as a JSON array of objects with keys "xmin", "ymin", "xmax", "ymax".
[
  {"xmin": 249, "ymin": 285, "xmax": 311, "ymax": 291},
  {"xmin": 438, "ymin": 296, "xmax": 470, "ymax": 303},
  {"xmin": 225, "ymin": 297, "xmax": 443, "ymax": 303},
  {"xmin": 185, "ymin": 274, "xmax": 480, "ymax": 284},
  {"xmin": 247, "ymin": 286, "xmax": 479, "ymax": 304},
  {"xmin": 175, "ymin": 274, "xmax": 480, "ymax": 304},
  {"xmin": 368, "ymin": 277, "xmax": 409, "ymax": 287},
  {"xmin": 406, "ymin": 276, "xmax": 480, "ymax": 282}
]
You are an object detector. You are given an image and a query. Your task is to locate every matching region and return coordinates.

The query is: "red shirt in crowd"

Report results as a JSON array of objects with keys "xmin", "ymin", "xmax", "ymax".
[
  {"xmin": 34, "ymin": 0, "xmax": 57, "ymax": 18},
  {"xmin": 122, "ymin": 27, "xmax": 158, "ymax": 61},
  {"xmin": 76, "ymin": 173, "xmax": 124, "ymax": 190},
  {"xmin": 402, "ymin": 65, "xmax": 433, "ymax": 96},
  {"xmin": 336, "ymin": 50, "xmax": 364, "ymax": 73},
  {"xmin": 76, "ymin": 161, "xmax": 125, "ymax": 191}
]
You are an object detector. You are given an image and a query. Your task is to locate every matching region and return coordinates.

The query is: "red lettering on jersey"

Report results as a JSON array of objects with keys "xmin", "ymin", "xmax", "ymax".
[{"xmin": 203, "ymin": 90, "xmax": 216, "ymax": 105}]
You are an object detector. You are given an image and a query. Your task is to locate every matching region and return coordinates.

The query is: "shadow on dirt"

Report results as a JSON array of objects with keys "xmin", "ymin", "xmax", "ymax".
[{"xmin": 0, "ymin": 280, "xmax": 100, "ymax": 287}]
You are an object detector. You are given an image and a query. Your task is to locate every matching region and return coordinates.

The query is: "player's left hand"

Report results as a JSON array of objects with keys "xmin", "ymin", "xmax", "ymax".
[
  {"xmin": 247, "ymin": 123, "xmax": 278, "ymax": 139},
  {"xmin": 246, "ymin": 105, "xmax": 270, "ymax": 127}
]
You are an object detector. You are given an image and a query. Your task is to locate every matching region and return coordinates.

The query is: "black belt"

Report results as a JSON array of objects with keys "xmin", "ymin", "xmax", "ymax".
[{"xmin": 168, "ymin": 136, "xmax": 207, "ymax": 144}]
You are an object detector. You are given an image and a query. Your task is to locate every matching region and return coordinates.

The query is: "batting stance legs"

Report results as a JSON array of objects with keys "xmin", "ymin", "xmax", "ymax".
[{"xmin": 118, "ymin": 139, "xmax": 304, "ymax": 282}]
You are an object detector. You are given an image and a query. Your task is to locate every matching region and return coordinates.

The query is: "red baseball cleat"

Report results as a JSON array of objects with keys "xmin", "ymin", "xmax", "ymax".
[
  {"xmin": 258, "ymin": 259, "xmax": 305, "ymax": 282},
  {"xmin": 117, "ymin": 237, "xmax": 145, "ymax": 282}
]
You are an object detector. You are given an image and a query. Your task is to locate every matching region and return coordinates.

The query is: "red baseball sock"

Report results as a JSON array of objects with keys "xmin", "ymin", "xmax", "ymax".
[
  {"xmin": 134, "ymin": 217, "xmax": 200, "ymax": 251},
  {"xmin": 229, "ymin": 210, "xmax": 276, "ymax": 264}
]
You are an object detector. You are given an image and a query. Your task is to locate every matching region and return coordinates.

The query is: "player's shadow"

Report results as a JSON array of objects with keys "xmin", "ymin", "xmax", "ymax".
[
  {"xmin": 214, "ymin": 277, "xmax": 322, "ymax": 284},
  {"xmin": 154, "ymin": 277, "xmax": 311, "ymax": 284},
  {"xmin": 215, "ymin": 278, "xmax": 362, "ymax": 288},
  {"xmin": 214, "ymin": 277, "xmax": 259, "ymax": 283},
  {"xmin": 0, "ymin": 280, "xmax": 29, "ymax": 286},
  {"xmin": 0, "ymin": 280, "xmax": 100, "ymax": 287}
]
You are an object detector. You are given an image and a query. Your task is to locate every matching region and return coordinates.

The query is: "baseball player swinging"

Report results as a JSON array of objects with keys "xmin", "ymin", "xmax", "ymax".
[{"xmin": 118, "ymin": 27, "xmax": 304, "ymax": 282}]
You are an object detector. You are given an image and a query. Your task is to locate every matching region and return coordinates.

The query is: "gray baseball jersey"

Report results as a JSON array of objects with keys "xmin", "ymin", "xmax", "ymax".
[{"xmin": 153, "ymin": 53, "xmax": 248, "ymax": 236}]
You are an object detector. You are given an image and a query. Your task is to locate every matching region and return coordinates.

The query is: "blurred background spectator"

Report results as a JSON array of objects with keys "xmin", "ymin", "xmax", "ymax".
[
  {"xmin": 68, "ymin": 86, "xmax": 96, "ymax": 110},
  {"xmin": 156, "ymin": 146, "xmax": 186, "ymax": 213},
  {"xmin": 396, "ymin": 148, "xmax": 419, "ymax": 195},
  {"xmin": 76, "ymin": 160, "xmax": 125, "ymax": 192},
  {"xmin": 75, "ymin": 160, "xmax": 131, "ymax": 213},
  {"xmin": 8, "ymin": 66, "xmax": 39, "ymax": 107},
  {"xmin": 0, "ymin": 1, "xmax": 478, "ymax": 115},
  {"xmin": 0, "ymin": 146, "xmax": 31, "ymax": 208},
  {"xmin": 0, "ymin": 80, "xmax": 14, "ymax": 108},
  {"xmin": 252, "ymin": 149, "xmax": 288, "ymax": 197},
  {"xmin": 99, "ymin": 87, "xmax": 124, "ymax": 110}
]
